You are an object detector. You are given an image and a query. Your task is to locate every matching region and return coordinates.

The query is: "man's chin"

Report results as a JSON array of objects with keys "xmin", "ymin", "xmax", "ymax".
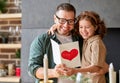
[
  {"xmin": 62, "ymin": 32, "xmax": 70, "ymax": 36},
  {"xmin": 58, "ymin": 30, "xmax": 69, "ymax": 35}
]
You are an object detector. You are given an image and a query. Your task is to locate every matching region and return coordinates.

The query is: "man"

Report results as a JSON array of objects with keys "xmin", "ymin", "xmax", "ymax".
[{"xmin": 28, "ymin": 3, "xmax": 81, "ymax": 83}]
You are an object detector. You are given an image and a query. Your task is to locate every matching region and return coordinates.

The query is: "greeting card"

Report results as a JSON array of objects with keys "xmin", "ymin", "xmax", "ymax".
[{"xmin": 50, "ymin": 39, "xmax": 81, "ymax": 68}]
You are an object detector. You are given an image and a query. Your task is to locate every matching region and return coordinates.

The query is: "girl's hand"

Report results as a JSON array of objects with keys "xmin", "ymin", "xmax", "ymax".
[
  {"xmin": 48, "ymin": 24, "xmax": 58, "ymax": 35},
  {"xmin": 63, "ymin": 67, "xmax": 76, "ymax": 76}
]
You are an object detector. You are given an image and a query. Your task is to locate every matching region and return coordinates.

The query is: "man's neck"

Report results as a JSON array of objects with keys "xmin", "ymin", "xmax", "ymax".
[
  {"xmin": 56, "ymin": 31, "xmax": 71, "ymax": 36},
  {"xmin": 55, "ymin": 32, "xmax": 72, "ymax": 44}
]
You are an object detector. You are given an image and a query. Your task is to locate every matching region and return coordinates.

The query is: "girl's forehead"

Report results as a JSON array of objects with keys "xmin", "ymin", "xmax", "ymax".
[{"xmin": 79, "ymin": 19, "xmax": 92, "ymax": 24}]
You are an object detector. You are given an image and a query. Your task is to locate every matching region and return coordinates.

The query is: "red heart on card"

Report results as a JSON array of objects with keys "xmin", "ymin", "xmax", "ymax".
[{"xmin": 61, "ymin": 49, "xmax": 78, "ymax": 61}]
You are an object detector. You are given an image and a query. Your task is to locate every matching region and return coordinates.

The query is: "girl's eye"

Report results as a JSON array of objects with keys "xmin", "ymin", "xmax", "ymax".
[
  {"xmin": 79, "ymin": 26, "xmax": 82, "ymax": 28},
  {"xmin": 86, "ymin": 26, "xmax": 91, "ymax": 29},
  {"xmin": 86, "ymin": 27, "xmax": 89, "ymax": 28}
]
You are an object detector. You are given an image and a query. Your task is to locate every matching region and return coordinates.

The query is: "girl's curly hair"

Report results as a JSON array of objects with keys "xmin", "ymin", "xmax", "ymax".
[{"xmin": 75, "ymin": 11, "xmax": 107, "ymax": 38}]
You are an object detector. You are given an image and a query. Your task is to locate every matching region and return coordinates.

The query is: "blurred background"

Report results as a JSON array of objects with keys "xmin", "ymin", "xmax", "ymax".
[{"xmin": 0, "ymin": 0, "xmax": 120, "ymax": 83}]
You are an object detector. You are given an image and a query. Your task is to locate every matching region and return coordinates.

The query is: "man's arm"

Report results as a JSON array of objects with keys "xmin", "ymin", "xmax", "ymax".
[
  {"xmin": 92, "ymin": 62, "xmax": 109, "ymax": 76},
  {"xmin": 35, "ymin": 64, "xmax": 66, "ymax": 79},
  {"xmin": 35, "ymin": 67, "xmax": 59, "ymax": 79}
]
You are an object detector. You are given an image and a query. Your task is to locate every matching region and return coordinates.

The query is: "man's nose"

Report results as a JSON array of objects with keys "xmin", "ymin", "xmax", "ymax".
[{"xmin": 63, "ymin": 21, "xmax": 69, "ymax": 26}]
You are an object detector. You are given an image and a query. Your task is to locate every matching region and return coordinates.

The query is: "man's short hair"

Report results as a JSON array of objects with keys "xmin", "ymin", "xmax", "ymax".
[{"xmin": 56, "ymin": 3, "xmax": 76, "ymax": 16}]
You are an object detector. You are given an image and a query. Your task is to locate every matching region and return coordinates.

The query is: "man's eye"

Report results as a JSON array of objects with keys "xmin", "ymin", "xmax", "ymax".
[
  {"xmin": 69, "ymin": 20, "xmax": 74, "ymax": 23},
  {"xmin": 60, "ymin": 19, "xmax": 66, "ymax": 22}
]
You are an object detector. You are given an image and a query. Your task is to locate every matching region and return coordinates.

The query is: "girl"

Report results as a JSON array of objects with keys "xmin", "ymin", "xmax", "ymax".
[{"xmin": 65, "ymin": 11, "xmax": 107, "ymax": 83}]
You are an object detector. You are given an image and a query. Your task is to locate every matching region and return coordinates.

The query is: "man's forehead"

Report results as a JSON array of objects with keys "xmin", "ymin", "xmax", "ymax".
[{"xmin": 56, "ymin": 10, "xmax": 75, "ymax": 18}]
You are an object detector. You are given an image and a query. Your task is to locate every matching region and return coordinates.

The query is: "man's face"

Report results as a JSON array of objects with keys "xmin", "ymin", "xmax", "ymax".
[{"xmin": 54, "ymin": 10, "xmax": 75, "ymax": 36}]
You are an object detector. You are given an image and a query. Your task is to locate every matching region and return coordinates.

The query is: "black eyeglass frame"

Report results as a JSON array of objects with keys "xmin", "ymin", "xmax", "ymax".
[{"xmin": 55, "ymin": 15, "xmax": 76, "ymax": 25}]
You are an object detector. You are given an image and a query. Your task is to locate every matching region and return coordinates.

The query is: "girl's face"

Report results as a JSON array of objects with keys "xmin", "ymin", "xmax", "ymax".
[{"xmin": 79, "ymin": 19, "xmax": 96, "ymax": 40}]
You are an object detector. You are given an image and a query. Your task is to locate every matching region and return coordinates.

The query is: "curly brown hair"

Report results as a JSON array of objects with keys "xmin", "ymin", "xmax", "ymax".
[{"xmin": 75, "ymin": 11, "xmax": 107, "ymax": 38}]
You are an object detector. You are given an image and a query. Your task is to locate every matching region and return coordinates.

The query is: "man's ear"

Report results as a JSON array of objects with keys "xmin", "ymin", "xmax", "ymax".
[{"xmin": 54, "ymin": 15, "xmax": 57, "ymax": 23}]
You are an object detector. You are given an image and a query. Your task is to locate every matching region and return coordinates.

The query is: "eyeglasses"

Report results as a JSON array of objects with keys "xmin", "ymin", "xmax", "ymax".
[{"xmin": 55, "ymin": 15, "xmax": 75, "ymax": 25}]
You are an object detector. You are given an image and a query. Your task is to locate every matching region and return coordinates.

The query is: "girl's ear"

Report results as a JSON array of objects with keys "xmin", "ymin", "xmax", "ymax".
[{"xmin": 95, "ymin": 25, "xmax": 98, "ymax": 31}]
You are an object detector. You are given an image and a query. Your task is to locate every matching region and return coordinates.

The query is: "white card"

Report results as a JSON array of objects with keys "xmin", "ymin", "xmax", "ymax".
[{"xmin": 51, "ymin": 39, "xmax": 81, "ymax": 68}]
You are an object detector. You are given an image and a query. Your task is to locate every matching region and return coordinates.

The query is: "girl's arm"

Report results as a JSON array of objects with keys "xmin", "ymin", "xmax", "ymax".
[
  {"xmin": 47, "ymin": 24, "xmax": 58, "ymax": 35},
  {"xmin": 76, "ymin": 65, "xmax": 101, "ymax": 73},
  {"xmin": 63, "ymin": 65, "xmax": 101, "ymax": 76}
]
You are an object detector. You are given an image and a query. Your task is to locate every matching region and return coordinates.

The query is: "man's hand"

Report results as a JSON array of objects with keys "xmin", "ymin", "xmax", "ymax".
[
  {"xmin": 92, "ymin": 63, "xmax": 109, "ymax": 76},
  {"xmin": 54, "ymin": 64, "xmax": 67, "ymax": 76}
]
